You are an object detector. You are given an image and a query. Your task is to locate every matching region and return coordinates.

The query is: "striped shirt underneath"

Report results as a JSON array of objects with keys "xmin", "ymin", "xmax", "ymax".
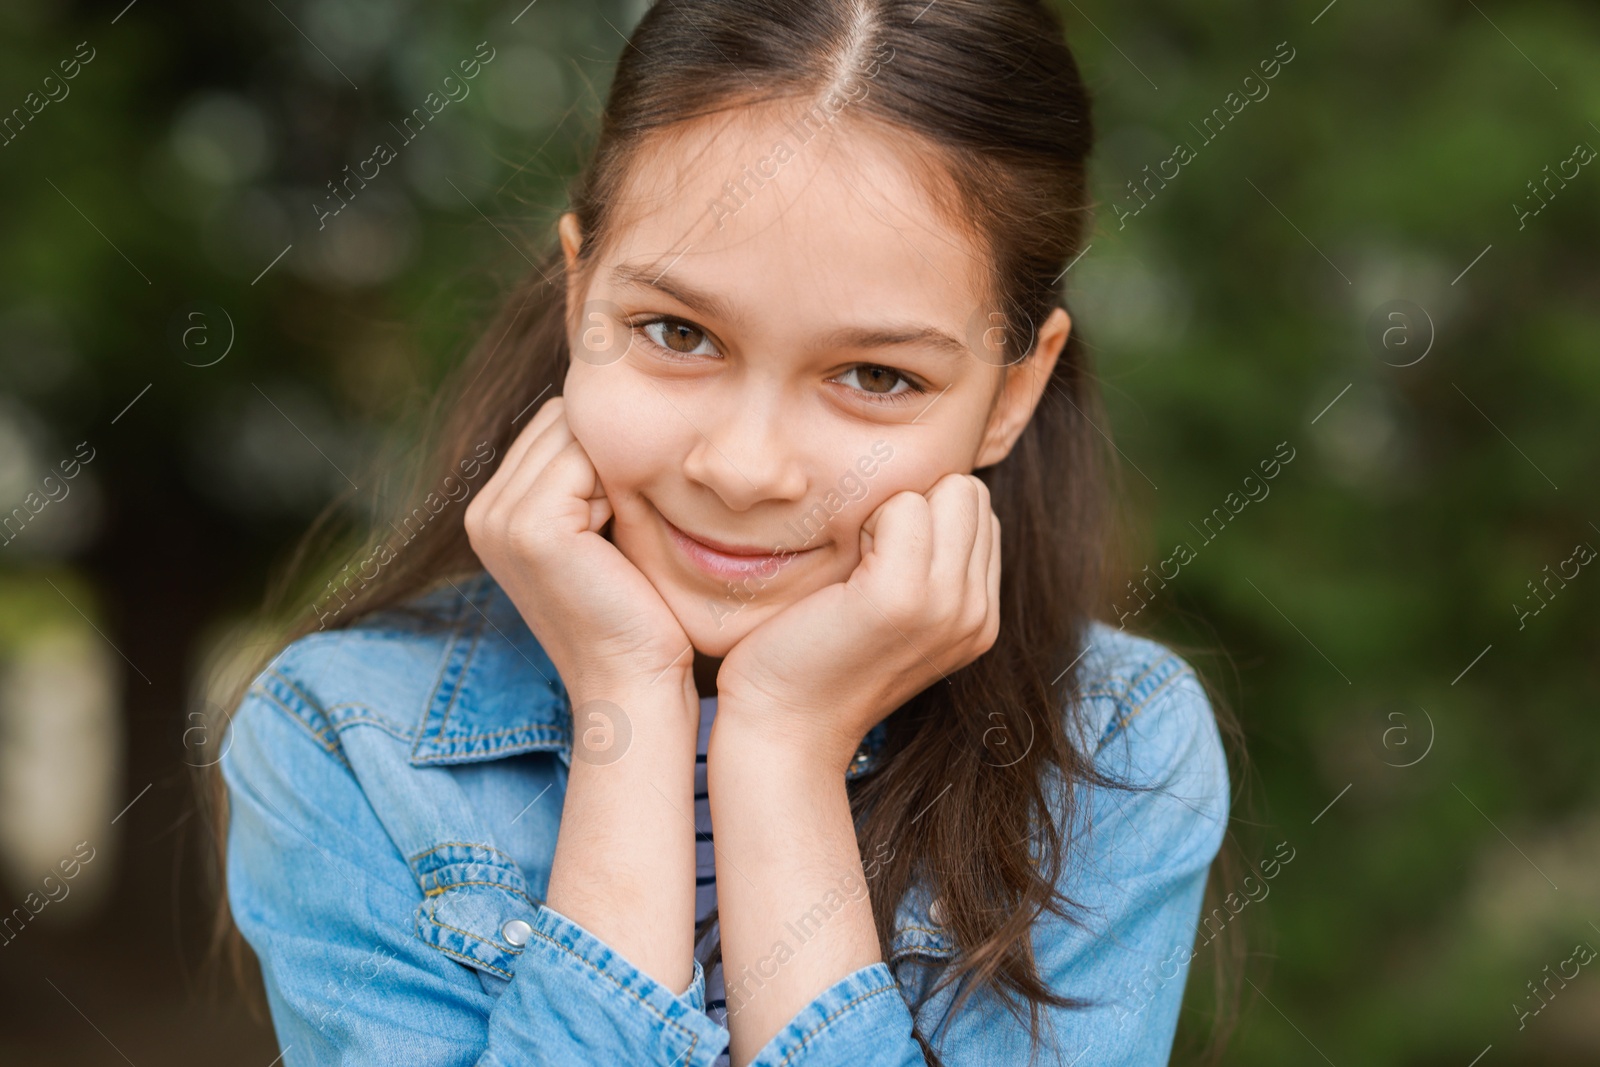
[{"xmin": 694, "ymin": 695, "xmax": 730, "ymax": 1065}]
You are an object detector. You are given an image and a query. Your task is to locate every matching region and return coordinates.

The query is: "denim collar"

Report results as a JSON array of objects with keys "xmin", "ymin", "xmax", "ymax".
[{"xmin": 405, "ymin": 571, "xmax": 887, "ymax": 780}]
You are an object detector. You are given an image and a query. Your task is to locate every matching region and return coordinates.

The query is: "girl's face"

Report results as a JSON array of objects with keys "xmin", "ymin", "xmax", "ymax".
[{"xmin": 560, "ymin": 101, "xmax": 1069, "ymax": 657}]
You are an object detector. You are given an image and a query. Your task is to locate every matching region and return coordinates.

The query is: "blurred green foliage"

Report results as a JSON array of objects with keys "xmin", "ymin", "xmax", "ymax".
[{"xmin": 0, "ymin": 0, "xmax": 1596, "ymax": 1063}]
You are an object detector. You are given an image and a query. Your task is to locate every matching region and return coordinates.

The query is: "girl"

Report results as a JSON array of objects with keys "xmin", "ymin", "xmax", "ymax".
[{"xmin": 209, "ymin": 1, "xmax": 1241, "ymax": 1065}]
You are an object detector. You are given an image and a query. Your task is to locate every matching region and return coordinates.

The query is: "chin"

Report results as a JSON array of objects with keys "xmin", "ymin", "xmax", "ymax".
[{"xmin": 660, "ymin": 583, "xmax": 774, "ymax": 658}]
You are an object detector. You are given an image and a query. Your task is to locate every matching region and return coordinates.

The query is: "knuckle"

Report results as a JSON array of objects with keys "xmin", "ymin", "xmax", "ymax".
[
  {"xmin": 877, "ymin": 587, "xmax": 923, "ymax": 626},
  {"xmin": 884, "ymin": 488, "xmax": 922, "ymax": 516},
  {"xmin": 961, "ymin": 598, "xmax": 988, "ymax": 637},
  {"xmin": 506, "ymin": 523, "xmax": 544, "ymax": 555},
  {"xmin": 928, "ymin": 473, "xmax": 964, "ymax": 504},
  {"xmin": 979, "ymin": 623, "xmax": 999, "ymax": 654},
  {"xmin": 464, "ymin": 505, "xmax": 496, "ymax": 548},
  {"xmin": 505, "ymin": 509, "xmax": 554, "ymax": 556}
]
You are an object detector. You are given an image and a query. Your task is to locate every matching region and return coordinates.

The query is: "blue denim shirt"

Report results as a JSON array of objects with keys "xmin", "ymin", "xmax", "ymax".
[{"xmin": 222, "ymin": 571, "xmax": 1229, "ymax": 1066}]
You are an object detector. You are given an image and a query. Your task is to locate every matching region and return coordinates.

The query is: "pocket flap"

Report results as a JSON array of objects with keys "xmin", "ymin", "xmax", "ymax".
[
  {"xmin": 888, "ymin": 880, "xmax": 956, "ymax": 964},
  {"xmin": 409, "ymin": 843, "xmax": 541, "ymax": 980}
]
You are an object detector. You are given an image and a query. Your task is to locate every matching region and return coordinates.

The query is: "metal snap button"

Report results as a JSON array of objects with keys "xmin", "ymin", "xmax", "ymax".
[
  {"xmin": 928, "ymin": 897, "xmax": 946, "ymax": 926},
  {"xmin": 501, "ymin": 918, "xmax": 533, "ymax": 947}
]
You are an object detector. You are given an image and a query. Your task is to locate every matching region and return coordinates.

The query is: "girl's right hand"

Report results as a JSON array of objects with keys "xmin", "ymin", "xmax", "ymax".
[{"xmin": 463, "ymin": 396, "xmax": 692, "ymax": 698}]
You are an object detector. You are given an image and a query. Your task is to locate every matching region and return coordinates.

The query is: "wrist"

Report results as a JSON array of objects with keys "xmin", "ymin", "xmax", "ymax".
[
  {"xmin": 566, "ymin": 667, "xmax": 697, "ymax": 717},
  {"xmin": 565, "ymin": 670, "xmax": 699, "ymax": 763},
  {"xmin": 707, "ymin": 700, "xmax": 857, "ymax": 784}
]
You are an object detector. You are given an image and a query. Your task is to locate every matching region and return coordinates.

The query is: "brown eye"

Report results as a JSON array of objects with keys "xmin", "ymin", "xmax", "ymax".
[
  {"xmin": 833, "ymin": 364, "xmax": 926, "ymax": 406},
  {"xmin": 660, "ymin": 320, "xmax": 707, "ymax": 353},
  {"xmin": 855, "ymin": 366, "xmax": 904, "ymax": 393}
]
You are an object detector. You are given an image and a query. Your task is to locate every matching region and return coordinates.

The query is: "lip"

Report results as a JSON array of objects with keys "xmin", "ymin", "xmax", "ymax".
[{"xmin": 657, "ymin": 508, "xmax": 819, "ymax": 582}]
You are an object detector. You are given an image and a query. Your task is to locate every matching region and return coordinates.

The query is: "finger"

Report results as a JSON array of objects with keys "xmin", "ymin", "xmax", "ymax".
[
  {"xmin": 858, "ymin": 490, "xmax": 890, "ymax": 540},
  {"xmin": 476, "ymin": 395, "xmax": 565, "ymax": 514},
  {"xmin": 589, "ymin": 492, "xmax": 615, "ymax": 531},
  {"xmin": 500, "ymin": 395, "xmax": 567, "ymax": 480},
  {"xmin": 964, "ymin": 477, "xmax": 993, "ymax": 588},
  {"xmin": 486, "ymin": 402, "xmax": 580, "ymax": 520},
  {"xmin": 985, "ymin": 511, "xmax": 1001, "ymax": 618},
  {"xmin": 505, "ymin": 437, "xmax": 606, "ymax": 538},
  {"xmin": 857, "ymin": 490, "xmax": 933, "ymax": 587},
  {"xmin": 856, "ymin": 488, "xmax": 903, "ymax": 558},
  {"xmin": 926, "ymin": 473, "xmax": 983, "ymax": 585},
  {"xmin": 968, "ymin": 487, "xmax": 993, "ymax": 595}
]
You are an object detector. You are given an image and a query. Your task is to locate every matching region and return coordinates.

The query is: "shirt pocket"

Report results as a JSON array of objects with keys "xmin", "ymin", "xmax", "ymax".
[
  {"xmin": 409, "ymin": 842, "xmax": 543, "ymax": 997},
  {"xmin": 887, "ymin": 884, "xmax": 958, "ymax": 1013}
]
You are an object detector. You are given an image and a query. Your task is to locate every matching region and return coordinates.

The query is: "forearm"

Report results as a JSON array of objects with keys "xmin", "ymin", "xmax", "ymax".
[
  {"xmin": 707, "ymin": 708, "xmax": 882, "ymax": 1066},
  {"xmin": 545, "ymin": 670, "xmax": 702, "ymax": 995}
]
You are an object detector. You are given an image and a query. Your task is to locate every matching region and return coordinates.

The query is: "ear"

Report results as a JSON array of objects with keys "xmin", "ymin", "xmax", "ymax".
[
  {"xmin": 973, "ymin": 306, "xmax": 1071, "ymax": 469},
  {"xmin": 558, "ymin": 211, "xmax": 585, "ymax": 326}
]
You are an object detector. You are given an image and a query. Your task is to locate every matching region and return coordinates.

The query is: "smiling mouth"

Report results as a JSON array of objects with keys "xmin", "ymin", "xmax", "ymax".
[{"xmin": 654, "ymin": 505, "xmax": 821, "ymax": 582}]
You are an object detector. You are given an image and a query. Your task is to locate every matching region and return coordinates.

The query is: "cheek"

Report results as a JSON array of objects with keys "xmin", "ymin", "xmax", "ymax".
[
  {"xmin": 854, "ymin": 449, "xmax": 955, "ymax": 519},
  {"xmin": 781, "ymin": 445, "xmax": 941, "ymax": 574},
  {"xmin": 562, "ymin": 365, "xmax": 675, "ymax": 491}
]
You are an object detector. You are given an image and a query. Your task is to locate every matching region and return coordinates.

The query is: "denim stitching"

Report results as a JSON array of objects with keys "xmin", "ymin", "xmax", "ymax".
[
  {"xmin": 409, "ymin": 576, "xmax": 573, "ymax": 757},
  {"xmin": 407, "ymin": 723, "xmax": 568, "ymax": 759},
  {"xmin": 430, "ymin": 594, "xmax": 491, "ymax": 743},
  {"xmin": 897, "ymin": 923, "xmax": 951, "ymax": 939},
  {"xmin": 1094, "ymin": 658, "xmax": 1194, "ymax": 756},
  {"xmin": 432, "ymin": 620, "xmax": 486, "ymax": 748},
  {"xmin": 406, "ymin": 608, "xmax": 474, "ymax": 762},
  {"xmin": 324, "ymin": 713, "xmax": 414, "ymax": 744},
  {"xmin": 1123, "ymin": 653, "xmax": 1185, "ymax": 709},
  {"xmin": 774, "ymin": 983, "xmax": 901, "ymax": 1067},
  {"xmin": 423, "ymin": 898, "xmax": 527, "ymax": 958},
  {"xmin": 248, "ymin": 683, "xmax": 351, "ymax": 769},
  {"xmin": 420, "ymin": 880, "xmax": 537, "ymax": 907},
  {"xmin": 435, "ymin": 722, "xmax": 567, "ymax": 742},
  {"xmin": 406, "ymin": 841, "xmax": 525, "ymax": 867},
  {"xmin": 323, "ymin": 699, "xmax": 412, "ymax": 730},
  {"xmin": 251, "ymin": 682, "xmax": 331, "ymax": 741},
  {"xmin": 415, "ymin": 860, "xmax": 524, "ymax": 885},
  {"xmin": 259, "ymin": 682, "xmax": 414, "ymax": 748},
  {"xmin": 424, "ymin": 937, "xmax": 515, "ymax": 980},
  {"xmin": 890, "ymin": 946, "xmax": 956, "ymax": 966},
  {"xmin": 269, "ymin": 668, "xmax": 332, "ymax": 729},
  {"xmin": 1105, "ymin": 654, "xmax": 1172, "ymax": 708},
  {"xmin": 1090, "ymin": 653, "xmax": 1178, "ymax": 737},
  {"xmin": 890, "ymin": 920, "xmax": 956, "ymax": 965},
  {"xmin": 524, "ymin": 925, "xmax": 705, "ymax": 1059},
  {"xmin": 259, "ymin": 675, "xmax": 336, "ymax": 740}
]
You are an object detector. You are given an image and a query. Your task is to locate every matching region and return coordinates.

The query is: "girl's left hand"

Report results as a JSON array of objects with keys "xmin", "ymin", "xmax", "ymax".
[{"xmin": 714, "ymin": 472, "xmax": 1002, "ymax": 774}]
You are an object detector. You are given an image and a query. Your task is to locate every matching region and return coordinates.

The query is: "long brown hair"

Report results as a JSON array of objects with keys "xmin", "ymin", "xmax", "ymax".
[{"xmin": 200, "ymin": 1, "xmax": 1248, "ymax": 1063}]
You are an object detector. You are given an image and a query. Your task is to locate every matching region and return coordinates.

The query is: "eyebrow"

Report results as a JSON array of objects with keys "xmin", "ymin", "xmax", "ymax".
[
  {"xmin": 610, "ymin": 264, "xmax": 740, "ymax": 326},
  {"xmin": 608, "ymin": 263, "xmax": 972, "ymax": 362}
]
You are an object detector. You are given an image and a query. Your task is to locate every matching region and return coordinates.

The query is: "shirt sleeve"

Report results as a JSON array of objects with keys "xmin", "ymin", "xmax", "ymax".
[
  {"xmin": 742, "ymin": 661, "xmax": 1231, "ymax": 1067},
  {"xmin": 222, "ymin": 683, "xmax": 731, "ymax": 1067}
]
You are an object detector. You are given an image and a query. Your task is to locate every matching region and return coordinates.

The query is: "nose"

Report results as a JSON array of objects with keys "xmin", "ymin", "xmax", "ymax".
[{"xmin": 680, "ymin": 387, "xmax": 808, "ymax": 512}]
